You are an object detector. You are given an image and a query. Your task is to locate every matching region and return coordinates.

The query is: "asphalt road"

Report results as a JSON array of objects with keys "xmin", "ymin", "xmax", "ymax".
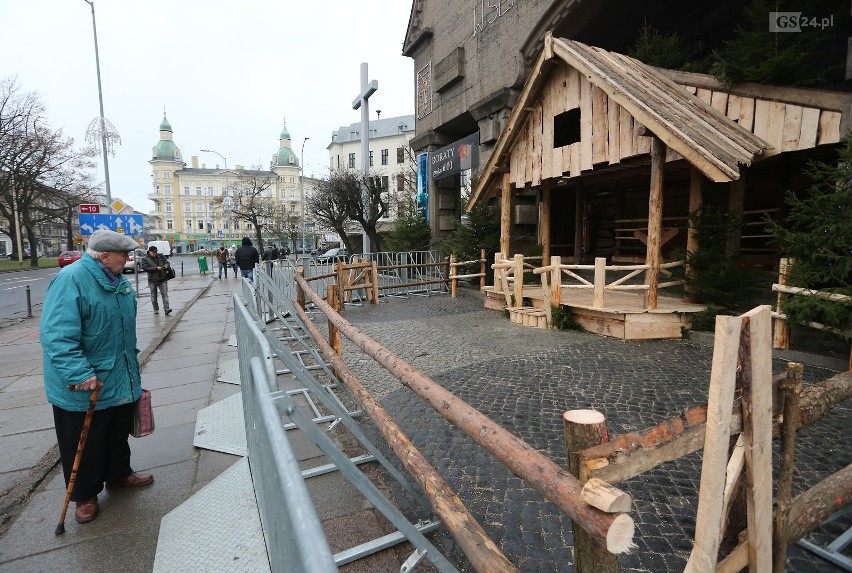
[{"xmin": 0, "ymin": 255, "xmax": 211, "ymax": 328}]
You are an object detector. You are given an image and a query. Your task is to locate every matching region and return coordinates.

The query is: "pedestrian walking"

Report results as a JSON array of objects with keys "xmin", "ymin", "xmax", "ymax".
[
  {"xmin": 235, "ymin": 236, "xmax": 260, "ymax": 281},
  {"xmin": 139, "ymin": 245, "xmax": 173, "ymax": 314},
  {"xmin": 40, "ymin": 229, "xmax": 154, "ymax": 525},
  {"xmin": 216, "ymin": 244, "xmax": 230, "ymax": 279}
]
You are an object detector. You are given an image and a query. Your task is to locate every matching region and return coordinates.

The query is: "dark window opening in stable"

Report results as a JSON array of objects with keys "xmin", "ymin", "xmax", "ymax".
[{"xmin": 553, "ymin": 108, "xmax": 581, "ymax": 148}]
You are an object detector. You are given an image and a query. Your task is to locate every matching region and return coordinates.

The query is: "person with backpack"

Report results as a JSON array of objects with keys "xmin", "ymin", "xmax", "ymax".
[
  {"xmin": 216, "ymin": 244, "xmax": 230, "ymax": 279},
  {"xmin": 235, "ymin": 237, "xmax": 260, "ymax": 281},
  {"xmin": 139, "ymin": 245, "xmax": 173, "ymax": 314}
]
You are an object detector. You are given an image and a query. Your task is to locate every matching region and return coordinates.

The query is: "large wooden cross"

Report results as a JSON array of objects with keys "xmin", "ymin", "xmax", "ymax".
[{"xmin": 352, "ymin": 63, "xmax": 377, "ymax": 254}]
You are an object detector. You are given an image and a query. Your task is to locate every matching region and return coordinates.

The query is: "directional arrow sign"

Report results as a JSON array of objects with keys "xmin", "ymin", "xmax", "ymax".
[{"xmin": 78, "ymin": 214, "xmax": 144, "ymax": 236}]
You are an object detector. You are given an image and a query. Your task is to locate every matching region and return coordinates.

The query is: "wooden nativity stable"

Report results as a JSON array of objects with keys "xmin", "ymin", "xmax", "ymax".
[{"xmin": 468, "ymin": 33, "xmax": 851, "ymax": 340}]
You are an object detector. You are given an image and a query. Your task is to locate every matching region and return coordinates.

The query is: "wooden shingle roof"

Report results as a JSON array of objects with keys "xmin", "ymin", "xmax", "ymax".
[{"xmin": 468, "ymin": 35, "xmax": 781, "ymax": 209}]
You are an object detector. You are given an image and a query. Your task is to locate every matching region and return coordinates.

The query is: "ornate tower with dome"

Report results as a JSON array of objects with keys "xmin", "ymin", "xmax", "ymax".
[{"xmin": 146, "ymin": 114, "xmax": 319, "ymax": 253}]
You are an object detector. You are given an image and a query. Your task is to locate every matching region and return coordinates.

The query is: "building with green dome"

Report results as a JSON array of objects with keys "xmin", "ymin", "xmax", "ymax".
[{"xmin": 147, "ymin": 115, "xmax": 319, "ymax": 253}]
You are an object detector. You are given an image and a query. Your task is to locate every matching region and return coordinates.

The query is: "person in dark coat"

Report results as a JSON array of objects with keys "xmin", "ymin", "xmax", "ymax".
[{"xmin": 235, "ymin": 237, "xmax": 260, "ymax": 281}]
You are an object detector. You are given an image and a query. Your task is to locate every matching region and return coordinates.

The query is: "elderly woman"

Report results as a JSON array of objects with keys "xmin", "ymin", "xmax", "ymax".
[{"xmin": 40, "ymin": 230, "xmax": 153, "ymax": 525}]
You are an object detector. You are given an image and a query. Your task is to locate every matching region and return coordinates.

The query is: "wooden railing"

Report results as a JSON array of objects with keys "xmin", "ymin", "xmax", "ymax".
[
  {"xmin": 449, "ymin": 249, "xmax": 487, "ymax": 297},
  {"xmin": 772, "ymin": 257, "xmax": 852, "ymax": 370},
  {"xmin": 492, "ymin": 254, "xmax": 543, "ymax": 307}
]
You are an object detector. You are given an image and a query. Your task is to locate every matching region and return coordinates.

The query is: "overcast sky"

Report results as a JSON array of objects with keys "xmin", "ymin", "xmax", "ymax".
[{"xmin": 2, "ymin": 0, "xmax": 415, "ymax": 213}]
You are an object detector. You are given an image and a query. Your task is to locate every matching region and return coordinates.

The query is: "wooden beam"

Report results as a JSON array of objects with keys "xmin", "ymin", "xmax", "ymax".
[
  {"xmin": 772, "ymin": 363, "xmax": 803, "ymax": 573},
  {"xmin": 581, "ymin": 370, "xmax": 852, "ymax": 484},
  {"xmin": 685, "ymin": 167, "xmax": 703, "ymax": 303},
  {"xmin": 726, "ymin": 178, "xmax": 745, "ymax": 257},
  {"xmin": 574, "ymin": 181, "xmax": 585, "ymax": 263},
  {"xmin": 291, "ymin": 301, "xmax": 519, "ymax": 573},
  {"xmin": 541, "ymin": 180, "xmax": 552, "ymax": 266},
  {"xmin": 739, "ymin": 307, "xmax": 773, "ymax": 572},
  {"xmin": 685, "ymin": 315, "xmax": 742, "ymax": 573},
  {"xmin": 581, "ymin": 479, "xmax": 633, "ymax": 513},
  {"xmin": 295, "ymin": 275, "xmax": 636, "ymax": 555},
  {"xmin": 564, "ymin": 410, "xmax": 623, "ymax": 572},
  {"xmin": 500, "ymin": 173, "xmax": 511, "ymax": 257},
  {"xmin": 644, "ymin": 137, "xmax": 665, "ymax": 310}
]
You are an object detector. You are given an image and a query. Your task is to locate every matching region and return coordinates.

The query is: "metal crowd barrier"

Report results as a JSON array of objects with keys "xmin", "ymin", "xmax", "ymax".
[
  {"xmin": 233, "ymin": 293, "xmax": 338, "ymax": 573},
  {"xmin": 233, "ymin": 265, "xmax": 454, "ymax": 571}
]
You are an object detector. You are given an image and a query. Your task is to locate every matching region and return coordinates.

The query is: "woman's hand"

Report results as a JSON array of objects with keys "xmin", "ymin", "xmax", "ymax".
[{"xmin": 69, "ymin": 376, "xmax": 100, "ymax": 391}]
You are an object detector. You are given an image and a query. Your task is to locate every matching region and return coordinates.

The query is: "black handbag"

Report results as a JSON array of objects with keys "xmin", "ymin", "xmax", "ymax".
[{"xmin": 165, "ymin": 266, "xmax": 176, "ymax": 280}]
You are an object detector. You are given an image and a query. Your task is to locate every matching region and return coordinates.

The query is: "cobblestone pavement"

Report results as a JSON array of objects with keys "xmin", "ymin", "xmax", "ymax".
[{"xmin": 327, "ymin": 289, "xmax": 850, "ymax": 572}]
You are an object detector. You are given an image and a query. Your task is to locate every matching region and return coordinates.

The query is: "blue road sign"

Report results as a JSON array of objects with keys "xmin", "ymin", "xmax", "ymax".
[
  {"xmin": 78, "ymin": 214, "xmax": 144, "ymax": 236},
  {"xmin": 217, "ymin": 230, "xmax": 224, "ymax": 238}
]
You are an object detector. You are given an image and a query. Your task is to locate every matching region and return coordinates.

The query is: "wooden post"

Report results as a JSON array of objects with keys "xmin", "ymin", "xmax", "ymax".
[
  {"xmin": 296, "ymin": 266, "xmax": 305, "ymax": 309},
  {"xmin": 327, "ymin": 284, "xmax": 342, "ymax": 356},
  {"xmin": 564, "ymin": 409, "xmax": 621, "ymax": 573},
  {"xmin": 727, "ymin": 178, "xmax": 745, "ymax": 257},
  {"xmin": 493, "ymin": 252, "xmax": 503, "ymax": 294},
  {"xmin": 645, "ymin": 137, "xmax": 665, "ymax": 310},
  {"xmin": 593, "ymin": 257, "xmax": 606, "ymax": 309},
  {"xmin": 370, "ymin": 260, "xmax": 379, "ymax": 304},
  {"xmin": 773, "ymin": 258, "xmax": 791, "ymax": 350},
  {"xmin": 500, "ymin": 172, "xmax": 512, "ymax": 257},
  {"xmin": 685, "ymin": 167, "xmax": 703, "ymax": 303},
  {"xmin": 480, "ymin": 248, "xmax": 486, "ymax": 290},
  {"xmin": 740, "ymin": 306, "xmax": 774, "ymax": 573},
  {"xmin": 292, "ymin": 299, "xmax": 519, "ymax": 573},
  {"xmin": 541, "ymin": 180, "xmax": 552, "ymax": 266},
  {"xmin": 513, "ymin": 254, "xmax": 524, "ymax": 308},
  {"xmin": 450, "ymin": 252, "xmax": 458, "ymax": 298},
  {"xmin": 685, "ymin": 314, "xmax": 742, "ymax": 573},
  {"xmin": 550, "ymin": 255, "xmax": 562, "ymax": 307},
  {"xmin": 295, "ymin": 273, "xmax": 636, "ymax": 555},
  {"xmin": 574, "ymin": 182, "xmax": 585, "ymax": 263},
  {"xmin": 773, "ymin": 362, "xmax": 803, "ymax": 573}
]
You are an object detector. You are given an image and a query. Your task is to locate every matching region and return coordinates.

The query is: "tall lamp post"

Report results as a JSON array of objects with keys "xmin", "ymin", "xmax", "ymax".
[
  {"xmin": 201, "ymin": 149, "xmax": 229, "ymax": 242},
  {"xmin": 82, "ymin": 0, "xmax": 120, "ymax": 213},
  {"xmin": 300, "ymin": 137, "xmax": 309, "ymax": 253}
]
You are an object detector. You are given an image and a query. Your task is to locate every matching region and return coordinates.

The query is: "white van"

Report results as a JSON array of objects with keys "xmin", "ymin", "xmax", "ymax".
[{"xmin": 147, "ymin": 240, "xmax": 172, "ymax": 257}]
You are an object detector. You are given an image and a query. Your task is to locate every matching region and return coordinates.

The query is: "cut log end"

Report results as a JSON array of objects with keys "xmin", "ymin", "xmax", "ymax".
[
  {"xmin": 564, "ymin": 409, "xmax": 606, "ymax": 425},
  {"xmin": 605, "ymin": 513, "xmax": 636, "ymax": 554},
  {"xmin": 581, "ymin": 478, "xmax": 633, "ymax": 513}
]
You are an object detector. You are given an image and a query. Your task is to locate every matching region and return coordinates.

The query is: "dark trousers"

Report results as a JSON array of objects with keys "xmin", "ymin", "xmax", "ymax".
[{"xmin": 53, "ymin": 402, "xmax": 134, "ymax": 501}]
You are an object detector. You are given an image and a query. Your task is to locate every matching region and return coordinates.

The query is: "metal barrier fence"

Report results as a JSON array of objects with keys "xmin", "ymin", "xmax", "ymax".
[
  {"xmin": 270, "ymin": 251, "xmax": 449, "ymax": 303},
  {"xmin": 233, "ymin": 266, "xmax": 455, "ymax": 571},
  {"xmin": 233, "ymin": 293, "xmax": 338, "ymax": 573}
]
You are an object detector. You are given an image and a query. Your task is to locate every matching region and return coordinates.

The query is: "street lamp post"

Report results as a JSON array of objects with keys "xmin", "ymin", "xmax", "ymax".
[
  {"xmin": 300, "ymin": 137, "xmax": 309, "ymax": 253},
  {"xmin": 201, "ymin": 149, "xmax": 229, "ymax": 242},
  {"xmin": 82, "ymin": 0, "xmax": 119, "ymax": 213}
]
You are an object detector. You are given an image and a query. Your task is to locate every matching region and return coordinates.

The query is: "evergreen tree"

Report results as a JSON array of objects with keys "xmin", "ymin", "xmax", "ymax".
[
  {"xmin": 710, "ymin": 0, "xmax": 843, "ymax": 87},
  {"xmin": 384, "ymin": 208, "xmax": 431, "ymax": 252},
  {"xmin": 440, "ymin": 202, "xmax": 500, "ymax": 277},
  {"xmin": 768, "ymin": 139, "xmax": 852, "ymax": 338}
]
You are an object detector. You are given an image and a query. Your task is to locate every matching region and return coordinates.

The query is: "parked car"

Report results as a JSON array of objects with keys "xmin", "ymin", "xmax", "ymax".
[
  {"xmin": 57, "ymin": 251, "xmax": 82, "ymax": 267},
  {"xmin": 6, "ymin": 248, "xmax": 31, "ymax": 260},
  {"xmin": 124, "ymin": 249, "xmax": 145, "ymax": 273},
  {"xmin": 315, "ymin": 247, "xmax": 348, "ymax": 263}
]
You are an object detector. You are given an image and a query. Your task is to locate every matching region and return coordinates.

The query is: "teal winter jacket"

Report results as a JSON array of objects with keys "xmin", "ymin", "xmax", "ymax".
[{"xmin": 40, "ymin": 253, "xmax": 142, "ymax": 412}]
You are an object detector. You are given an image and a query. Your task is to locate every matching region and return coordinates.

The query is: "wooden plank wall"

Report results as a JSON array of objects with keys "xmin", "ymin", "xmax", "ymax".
[
  {"xmin": 683, "ymin": 84, "xmax": 841, "ymax": 156},
  {"xmin": 508, "ymin": 63, "xmax": 844, "ymax": 189}
]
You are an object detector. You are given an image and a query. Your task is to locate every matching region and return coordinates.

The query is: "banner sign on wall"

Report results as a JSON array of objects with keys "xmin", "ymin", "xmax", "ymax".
[
  {"xmin": 417, "ymin": 152, "xmax": 429, "ymax": 221},
  {"xmin": 429, "ymin": 132, "xmax": 480, "ymax": 180}
]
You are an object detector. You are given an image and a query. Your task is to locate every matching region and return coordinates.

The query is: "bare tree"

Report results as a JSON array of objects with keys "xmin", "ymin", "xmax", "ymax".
[
  {"xmin": 223, "ymin": 166, "xmax": 277, "ymax": 253},
  {"xmin": 306, "ymin": 171, "xmax": 356, "ymax": 252},
  {"xmin": 307, "ymin": 169, "xmax": 390, "ymax": 253},
  {"xmin": 0, "ymin": 77, "xmax": 97, "ymax": 264}
]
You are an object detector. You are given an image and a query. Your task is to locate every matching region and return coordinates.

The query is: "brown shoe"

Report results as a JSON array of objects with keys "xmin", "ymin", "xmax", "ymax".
[
  {"xmin": 75, "ymin": 497, "xmax": 99, "ymax": 523},
  {"xmin": 106, "ymin": 472, "xmax": 154, "ymax": 489}
]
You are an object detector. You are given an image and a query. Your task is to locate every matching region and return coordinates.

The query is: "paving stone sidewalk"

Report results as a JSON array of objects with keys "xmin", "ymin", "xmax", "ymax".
[{"xmin": 332, "ymin": 288, "xmax": 850, "ymax": 572}]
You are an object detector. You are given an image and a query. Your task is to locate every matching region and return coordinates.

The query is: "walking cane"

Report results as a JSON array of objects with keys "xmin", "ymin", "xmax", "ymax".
[{"xmin": 55, "ymin": 381, "xmax": 102, "ymax": 535}]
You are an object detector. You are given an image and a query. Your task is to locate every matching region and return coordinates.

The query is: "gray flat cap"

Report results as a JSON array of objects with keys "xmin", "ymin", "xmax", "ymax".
[{"xmin": 88, "ymin": 229, "xmax": 138, "ymax": 252}]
